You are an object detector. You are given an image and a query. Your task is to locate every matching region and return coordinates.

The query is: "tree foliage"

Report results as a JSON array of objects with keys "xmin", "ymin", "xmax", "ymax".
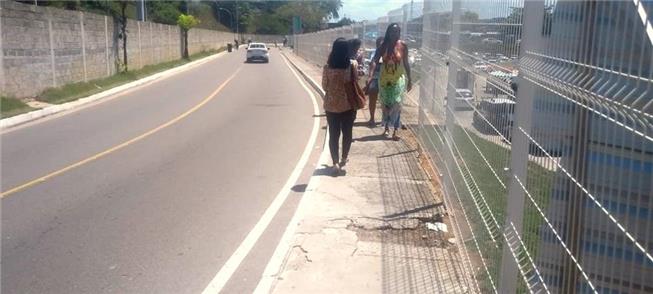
[
  {"xmin": 215, "ymin": 0, "xmax": 342, "ymax": 34},
  {"xmin": 178, "ymin": 14, "xmax": 199, "ymax": 59},
  {"xmin": 177, "ymin": 13, "xmax": 199, "ymax": 30},
  {"xmin": 26, "ymin": 0, "xmax": 342, "ymax": 35}
]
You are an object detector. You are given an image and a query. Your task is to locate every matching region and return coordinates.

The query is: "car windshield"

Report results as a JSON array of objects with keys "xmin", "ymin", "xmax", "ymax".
[{"xmin": 250, "ymin": 44, "xmax": 265, "ymax": 49}]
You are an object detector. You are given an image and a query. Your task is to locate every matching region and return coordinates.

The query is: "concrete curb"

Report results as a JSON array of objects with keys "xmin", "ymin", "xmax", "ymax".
[
  {"xmin": 280, "ymin": 51, "xmax": 325, "ymax": 97},
  {"xmin": 1, "ymin": 50, "xmax": 228, "ymax": 131}
]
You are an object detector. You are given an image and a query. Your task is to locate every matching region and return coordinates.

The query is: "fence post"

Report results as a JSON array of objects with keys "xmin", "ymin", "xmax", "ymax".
[
  {"xmin": 498, "ymin": 1, "xmax": 544, "ymax": 293},
  {"xmin": 79, "ymin": 11, "xmax": 87, "ymax": 82}
]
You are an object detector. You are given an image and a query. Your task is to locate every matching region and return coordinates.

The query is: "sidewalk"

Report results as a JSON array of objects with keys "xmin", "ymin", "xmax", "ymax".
[{"xmin": 260, "ymin": 52, "xmax": 475, "ymax": 293}]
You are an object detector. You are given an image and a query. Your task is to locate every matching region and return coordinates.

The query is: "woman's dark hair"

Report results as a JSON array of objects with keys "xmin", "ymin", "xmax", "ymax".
[
  {"xmin": 348, "ymin": 38, "xmax": 362, "ymax": 58},
  {"xmin": 381, "ymin": 23, "xmax": 401, "ymax": 56},
  {"xmin": 375, "ymin": 37, "xmax": 384, "ymax": 49},
  {"xmin": 327, "ymin": 38, "xmax": 351, "ymax": 69}
]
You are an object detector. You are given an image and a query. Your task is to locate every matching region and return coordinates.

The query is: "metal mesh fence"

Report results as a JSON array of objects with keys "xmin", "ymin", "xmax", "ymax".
[{"xmin": 293, "ymin": 1, "xmax": 653, "ymax": 292}]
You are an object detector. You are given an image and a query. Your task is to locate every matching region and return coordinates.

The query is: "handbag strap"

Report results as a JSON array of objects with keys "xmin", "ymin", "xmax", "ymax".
[{"xmin": 350, "ymin": 61, "xmax": 357, "ymax": 85}]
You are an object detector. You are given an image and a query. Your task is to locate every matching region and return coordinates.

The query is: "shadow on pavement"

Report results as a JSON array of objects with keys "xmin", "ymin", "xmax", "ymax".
[
  {"xmin": 354, "ymin": 134, "xmax": 387, "ymax": 142},
  {"xmin": 291, "ymin": 184, "xmax": 307, "ymax": 193},
  {"xmin": 313, "ymin": 165, "xmax": 347, "ymax": 177},
  {"xmin": 377, "ymin": 138, "xmax": 471, "ymax": 293}
]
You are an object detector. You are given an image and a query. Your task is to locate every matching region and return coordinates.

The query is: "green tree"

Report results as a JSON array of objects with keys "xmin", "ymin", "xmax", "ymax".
[
  {"xmin": 461, "ymin": 11, "xmax": 479, "ymax": 22},
  {"xmin": 147, "ymin": 1, "xmax": 183, "ymax": 25},
  {"xmin": 178, "ymin": 14, "xmax": 200, "ymax": 59},
  {"xmin": 332, "ymin": 17, "xmax": 355, "ymax": 28}
]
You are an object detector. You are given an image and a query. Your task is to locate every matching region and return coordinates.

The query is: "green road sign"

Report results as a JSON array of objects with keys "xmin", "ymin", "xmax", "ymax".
[{"xmin": 293, "ymin": 16, "xmax": 302, "ymax": 34}]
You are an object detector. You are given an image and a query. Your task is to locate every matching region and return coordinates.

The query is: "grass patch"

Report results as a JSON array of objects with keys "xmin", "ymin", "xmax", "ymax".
[
  {"xmin": 1, "ymin": 96, "xmax": 36, "ymax": 119},
  {"xmin": 38, "ymin": 48, "xmax": 224, "ymax": 104},
  {"xmin": 417, "ymin": 124, "xmax": 554, "ymax": 292}
]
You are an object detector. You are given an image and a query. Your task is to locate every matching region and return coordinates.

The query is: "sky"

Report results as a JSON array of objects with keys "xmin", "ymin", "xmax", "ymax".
[{"xmin": 337, "ymin": 0, "xmax": 412, "ymax": 22}]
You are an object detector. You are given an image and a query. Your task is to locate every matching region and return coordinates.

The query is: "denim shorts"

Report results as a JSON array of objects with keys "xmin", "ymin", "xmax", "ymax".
[{"xmin": 368, "ymin": 78, "xmax": 379, "ymax": 93}]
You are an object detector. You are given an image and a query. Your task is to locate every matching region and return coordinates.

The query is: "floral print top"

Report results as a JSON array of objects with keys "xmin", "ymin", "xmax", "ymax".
[{"xmin": 321, "ymin": 60, "xmax": 358, "ymax": 113}]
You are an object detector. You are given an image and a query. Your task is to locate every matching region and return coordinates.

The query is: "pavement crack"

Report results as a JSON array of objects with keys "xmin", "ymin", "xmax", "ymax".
[{"xmin": 292, "ymin": 245, "xmax": 312, "ymax": 263}]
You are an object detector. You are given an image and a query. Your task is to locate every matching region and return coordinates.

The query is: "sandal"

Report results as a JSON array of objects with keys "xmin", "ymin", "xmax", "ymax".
[{"xmin": 392, "ymin": 131, "xmax": 400, "ymax": 141}]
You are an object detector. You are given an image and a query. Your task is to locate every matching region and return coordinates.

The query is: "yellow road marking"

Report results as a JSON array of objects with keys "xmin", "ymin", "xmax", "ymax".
[{"xmin": 1, "ymin": 68, "xmax": 241, "ymax": 199}]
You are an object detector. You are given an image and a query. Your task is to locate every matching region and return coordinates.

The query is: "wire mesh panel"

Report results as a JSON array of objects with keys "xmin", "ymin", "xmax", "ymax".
[
  {"xmin": 293, "ymin": 0, "xmax": 653, "ymax": 292},
  {"xmin": 294, "ymin": 26, "xmax": 356, "ymax": 66},
  {"xmin": 518, "ymin": 1, "xmax": 653, "ymax": 293}
]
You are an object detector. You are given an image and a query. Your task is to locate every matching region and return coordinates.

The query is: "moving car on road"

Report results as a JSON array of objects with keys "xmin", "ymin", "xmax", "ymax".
[{"xmin": 246, "ymin": 43, "xmax": 269, "ymax": 63}]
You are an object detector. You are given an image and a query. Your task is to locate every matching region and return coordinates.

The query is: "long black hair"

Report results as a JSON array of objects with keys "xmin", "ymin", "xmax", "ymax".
[
  {"xmin": 327, "ymin": 38, "xmax": 350, "ymax": 69},
  {"xmin": 381, "ymin": 23, "xmax": 401, "ymax": 56},
  {"xmin": 348, "ymin": 38, "xmax": 362, "ymax": 58}
]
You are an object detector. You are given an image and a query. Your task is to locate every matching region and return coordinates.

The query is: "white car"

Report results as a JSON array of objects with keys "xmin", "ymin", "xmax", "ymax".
[
  {"xmin": 473, "ymin": 61, "xmax": 489, "ymax": 71},
  {"xmin": 246, "ymin": 43, "xmax": 269, "ymax": 63}
]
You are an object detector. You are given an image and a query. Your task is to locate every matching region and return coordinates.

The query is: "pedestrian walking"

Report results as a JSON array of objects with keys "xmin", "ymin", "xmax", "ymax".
[
  {"xmin": 364, "ymin": 37, "xmax": 384, "ymax": 127},
  {"xmin": 234, "ymin": 39, "xmax": 239, "ymax": 50},
  {"xmin": 322, "ymin": 38, "xmax": 359, "ymax": 173},
  {"xmin": 371, "ymin": 23, "xmax": 412, "ymax": 140},
  {"xmin": 347, "ymin": 38, "xmax": 364, "ymax": 75}
]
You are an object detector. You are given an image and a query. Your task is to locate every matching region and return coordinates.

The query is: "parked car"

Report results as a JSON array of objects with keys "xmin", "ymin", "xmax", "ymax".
[
  {"xmin": 454, "ymin": 89, "xmax": 474, "ymax": 110},
  {"xmin": 482, "ymin": 38, "xmax": 503, "ymax": 45},
  {"xmin": 473, "ymin": 61, "xmax": 489, "ymax": 71},
  {"xmin": 472, "ymin": 98, "xmax": 515, "ymax": 140},
  {"xmin": 246, "ymin": 43, "xmax": 269, "ymax": 63}
]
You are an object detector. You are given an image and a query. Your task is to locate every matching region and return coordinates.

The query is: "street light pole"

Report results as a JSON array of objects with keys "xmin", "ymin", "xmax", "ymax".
[
  {"xmin": 236, "ymin": 4, "xmax": 239, "ymax": 40},
  {"xmin": 217, "ymin": 7, "xmax": 235, "ymax": 39}
]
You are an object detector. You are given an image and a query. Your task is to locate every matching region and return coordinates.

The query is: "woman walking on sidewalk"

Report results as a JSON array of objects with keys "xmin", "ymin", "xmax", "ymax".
[
  {"xmin": 364, "ymin": 36, "xmax": 384, "ymax": 127},
  {"xmin": 371, "ymin": 23, "xmax": 412, "ymax": 140},
  {"xmin": 322, "ymin": 38, "xmax": 359, "ymax": 172}
]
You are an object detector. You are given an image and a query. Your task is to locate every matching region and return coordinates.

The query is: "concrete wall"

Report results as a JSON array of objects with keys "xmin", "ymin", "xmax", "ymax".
[{"xmin": 0, "ymin": 1, "xmax": 232, "ymax": 98}]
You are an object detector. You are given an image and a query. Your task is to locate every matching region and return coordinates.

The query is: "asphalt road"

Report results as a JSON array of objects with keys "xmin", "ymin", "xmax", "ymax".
[{"xmin": 1, "ymin": 49, "xmax": 320, "ymax": 293}]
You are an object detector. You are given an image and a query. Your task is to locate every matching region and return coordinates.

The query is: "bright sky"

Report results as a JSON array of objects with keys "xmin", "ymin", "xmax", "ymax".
[{"xmin": 338, "ymin": 0, "xmax": 412, "ymax": 22}]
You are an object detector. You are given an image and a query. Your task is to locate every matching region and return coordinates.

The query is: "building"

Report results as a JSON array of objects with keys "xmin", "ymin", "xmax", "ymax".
[
  {"xmin": 388, "ymin": 7, "xmax": 404, "ymax": 23},
  {"xmin": 526, "ymin": 1, "xmax": 653, "ymax": 293}
]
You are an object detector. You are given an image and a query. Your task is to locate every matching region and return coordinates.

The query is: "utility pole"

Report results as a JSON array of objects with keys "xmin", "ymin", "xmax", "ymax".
[
  {"xmin": 217, "ymin": 7, "xmax": 235, "ymax": 39},
  {"xmin": 137, "ymin": 0, "xmax": 146, "ymax": 21},
  {"xmin": 236, "ymin": 4, "xmax": 239, "ymax": 40}
]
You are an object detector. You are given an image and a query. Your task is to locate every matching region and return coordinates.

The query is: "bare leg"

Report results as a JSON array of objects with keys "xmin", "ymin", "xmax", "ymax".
[{"xmin": 368, "ymin": 92, "xmax": 378, "ymax": 124}]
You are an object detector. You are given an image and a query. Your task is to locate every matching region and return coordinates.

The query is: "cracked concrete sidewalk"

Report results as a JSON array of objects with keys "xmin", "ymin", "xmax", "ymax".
[{"xmin": 262, "ymin": 52, "xmax": 476, "ymax": 293}]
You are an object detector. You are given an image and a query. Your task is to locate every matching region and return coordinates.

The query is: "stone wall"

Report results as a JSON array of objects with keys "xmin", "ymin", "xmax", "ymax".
[{"xmin": 0, "ymin": 1, "xmax": 233, "ymax": 98}]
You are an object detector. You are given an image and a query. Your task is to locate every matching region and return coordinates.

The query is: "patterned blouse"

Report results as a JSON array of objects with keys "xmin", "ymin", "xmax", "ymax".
[{"xmin": 321, "ymin": 60, "xmax": 358, "ymax": 113}]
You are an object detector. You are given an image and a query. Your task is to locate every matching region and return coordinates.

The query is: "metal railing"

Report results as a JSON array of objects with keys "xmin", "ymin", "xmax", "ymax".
[{"xmin": 293, "ymin": 1, "xmax": 653, "ymax": 293}]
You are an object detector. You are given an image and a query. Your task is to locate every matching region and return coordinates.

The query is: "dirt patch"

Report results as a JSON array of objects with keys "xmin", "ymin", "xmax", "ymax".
[
  {"xmin": 347, "ymin": 221, "xmax": 451, "ymax": 248},
  {"xmin": 343, "ymin": 214, "xmax": 455, "ymax": 249}
]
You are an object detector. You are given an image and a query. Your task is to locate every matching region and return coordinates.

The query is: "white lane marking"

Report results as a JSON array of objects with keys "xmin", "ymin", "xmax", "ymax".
[
  {"xmin": 253, "ymin": 54, "xmax": 328, "ymax": 294},
  {"xmin": 201, "ymin": 52, "xmax": 321, "ymax": 294}
]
